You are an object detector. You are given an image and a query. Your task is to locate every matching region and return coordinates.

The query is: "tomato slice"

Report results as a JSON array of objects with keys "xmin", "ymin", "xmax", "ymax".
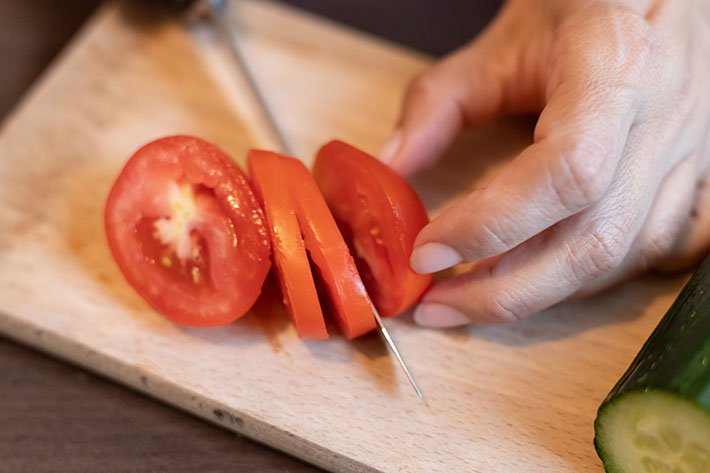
[
  {"xmin": 249, "ymin": 151, "xmax": 376, "ymax": 339},
  {"xmin": 248, "ymin": 151, "xmax": 328, "ymax": 340},
  {"xmin": 281, "ymin": 156, "xmax": 376, "ymax": 339},
  {"xmin": 105, "ymin": 135, "xmax": 271, "ymax": 327},
  {"xmin": 313, "ymin": 140, "xmax": 433, "ymax": 317}
]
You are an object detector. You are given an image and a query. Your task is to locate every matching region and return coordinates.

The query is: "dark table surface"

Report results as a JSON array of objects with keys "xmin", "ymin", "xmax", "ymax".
[{"xmin": 0, "ymin": 1, "xmax": 499, "ymax": 471}]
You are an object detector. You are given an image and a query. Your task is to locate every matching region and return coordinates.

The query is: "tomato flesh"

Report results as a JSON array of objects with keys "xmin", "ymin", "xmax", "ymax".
[
  {"xmin": 105, "ymin": 135, "xmax": 271, "ymax": 327},
  {"xmin": 249, "ymin": 151, "xmax": 376, "ymax": 339},
  {"xmin": 280, "ymin": 156, "xmax": 376, "ymax": 339},
  {"xmin": 248, "ymin": 151, "xmax": 329, "ymax": 340},
  {"xmin": 313, "ymin": 140, "xmax": 432, "ymax": 317}
]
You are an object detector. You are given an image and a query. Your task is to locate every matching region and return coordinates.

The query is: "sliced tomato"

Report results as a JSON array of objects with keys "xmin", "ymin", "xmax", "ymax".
[
  {"xmin": 104, "ymin": 135, "xmax": 271, "ymax": 327},
  {"xmin": 249, "ymin": 151, "xmax": 376, "ymax": 339},
  {"xmin": 280, "ymin": 156, "xmax": 376, "ymax": 339},
  {"xmin": 248, "ymin": 151, "xmax": 328, "ymax": 340},
  {"xmin": 313, "ymin": 140, "xmax": 432, "ymax": 317}
]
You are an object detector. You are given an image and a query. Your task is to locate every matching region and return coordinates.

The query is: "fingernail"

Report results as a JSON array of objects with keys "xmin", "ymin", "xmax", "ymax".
[
  {"xmin": 414, "ymin": 303, "xmax": 469, "ymax": 327},
  {"xmin": 410, "ymin": 242, "xmax": 462, "ymax": 274},
  {"xmin": 378, "ymin": 129, "xmax": 401, "ymax": 163}
]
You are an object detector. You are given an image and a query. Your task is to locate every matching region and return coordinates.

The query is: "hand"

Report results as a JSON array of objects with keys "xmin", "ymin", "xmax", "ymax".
[{"xmin": 380, "ymin": 0, "xmax": 710, "ymax": 327}]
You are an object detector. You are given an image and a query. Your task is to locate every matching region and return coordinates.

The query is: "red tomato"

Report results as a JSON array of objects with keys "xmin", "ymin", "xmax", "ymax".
[
  {"xmin": 105, "ymin": 135, "xmax": 271, "ymax": 327},
  {"xmin": 248, "ymin": 151, "xmax": 328, "ymax": 340},
  {"xmin": 313, "ymin": 140, "xmax": 432, "ymax": 317},
  {"xmin": 249, "ymin": 151, "xmax": 376, "ymax": 339},
  {"xmin": 281, "ymin": 156, "xmax": 376, "ymax": 339}
]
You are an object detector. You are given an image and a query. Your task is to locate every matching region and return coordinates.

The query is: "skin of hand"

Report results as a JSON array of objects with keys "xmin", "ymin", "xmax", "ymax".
[{"xmin": 379, "ymin": 0, "xmax": 710, "ymax": 327}]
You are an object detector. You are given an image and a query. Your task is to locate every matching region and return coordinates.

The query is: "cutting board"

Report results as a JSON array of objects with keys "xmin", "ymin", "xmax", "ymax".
[{"xmin": 0, "ymin": 1, "xmax": 686, "ymax": 472}]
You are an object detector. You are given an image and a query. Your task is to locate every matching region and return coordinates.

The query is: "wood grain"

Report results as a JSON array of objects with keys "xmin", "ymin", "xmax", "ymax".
[
  {"xmin": 0, "ymin": 1, "xmax": 320, "ymax": 471},
  {"xmin": 0, "ymin": 1, "xmax": 687, "ymax": 472}
]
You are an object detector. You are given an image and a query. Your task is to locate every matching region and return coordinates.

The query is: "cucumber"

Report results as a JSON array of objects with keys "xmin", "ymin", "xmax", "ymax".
[{"xmin": 594, "ymin": 254, "xmax": 710, "ymax": 473}]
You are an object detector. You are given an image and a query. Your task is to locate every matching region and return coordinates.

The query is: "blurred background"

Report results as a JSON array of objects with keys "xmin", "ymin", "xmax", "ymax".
[
  {"xmin": 0, "ymin": 1, "xmax": 500, "ymax": 471},
  {"xmin": 0, "ymin": 0, "xmax": 503, "ymax": 117}
]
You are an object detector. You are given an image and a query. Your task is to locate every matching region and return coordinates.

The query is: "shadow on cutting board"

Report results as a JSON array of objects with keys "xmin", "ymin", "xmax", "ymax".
[
  {"xmin": 300, "ymin": 286, "xmax": 397, "ymax": 396},
  {"xmin": 408, "ymin": 115, "xmax": 537, "ymax": 219},
  {"xmin": 414, "ymin": 272, "xmax": 683, "ymax": 348},
  {"xmin": 461, "ymin": 274, "xmax": 686, "ymax": 348},
  {"xmin": 173, "ymin": 272, "xmax": 294, "ymax": 350},
  {"xmin": 304, "ymin": 331, "xmax": 397, "ymax": 396}
]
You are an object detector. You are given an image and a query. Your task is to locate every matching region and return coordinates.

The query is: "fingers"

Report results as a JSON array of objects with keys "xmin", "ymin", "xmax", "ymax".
[
  {"xmin": 409, "ymin": 78, "xmax": 638, "ymax": 274},
  {"xmin": 379, "ymin": 15, "xmax": 539, "ymax": 177},
  {"xmin": 413, "ymin": 144, "xmax": 706, "ymax": 327},
  {"xmin": 412, "ymin": 213, "xmax": 636, "ymax": 327},
  {"xmin": 406, "ymin": 3, "xmax": 710, "ymax": 328},
  {"xmin": 413, "ymin": 142, "xmax": 657, "ymax": 326},
  {"xmin": 654, "ymin": 170, "xmax": 710, "ymax": 273},
  {"xmin": 407, "ymin": 4, "xmax": 660, "ymax": 275},
  {"xmin": 655, "ymin": 125, "xmax": 710, "ymax": 270},
  {"xmin": 575, "ymin": 153, "xmax": 699, "ymax": 294}
]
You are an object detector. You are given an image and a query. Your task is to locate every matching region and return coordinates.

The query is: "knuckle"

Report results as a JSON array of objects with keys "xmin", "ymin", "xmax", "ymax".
[
  {"xmin": 550, "ymin": 136, "xmax": 613, "ymax": 212},
  {"xmin": 588, "ymin": 228, "xmax": 627, "ymax": 274},
  {"xmin": 613, "ymin": 8, "xmax": 654, "ymax": 61},
  {"xmin": 485, "ymin": 288, "xmax": 528, "ymax": 323},
  {"xmin": 572, "ymin": 4, "xmax": 655, "ymax": 79},
  {"xmin": 474, "ymin": 219, "xmax": 510, "ymax": 254},
  {"xmin": 572, "ymin": 219, "xmax": 630, "ymax": 280},
  {"xmin": 405, "ymin": 73, "xmax": 439, "ymax": 106}
]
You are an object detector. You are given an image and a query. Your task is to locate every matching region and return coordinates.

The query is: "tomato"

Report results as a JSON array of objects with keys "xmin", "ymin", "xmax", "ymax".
[
  {"xmin": 249, "ymin": 151, "xmax": 376, "ymax": 339},
  {"xmin": 248, "ymin": 151, "xmax": 328, "ymax": 340},
  {"xmin": 105, "ymin": 135, "xmax": 271, "ymax": 327},
  {"xmin": 313, "ymin": 140, "xmax": 432, "ymax": 317},
  {"xmin": 281, "ymin": 156, "xmax": 376, "ymax": 339}
]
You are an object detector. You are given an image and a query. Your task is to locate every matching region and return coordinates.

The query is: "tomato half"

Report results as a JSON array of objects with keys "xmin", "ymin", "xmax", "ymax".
[
  {"xmin": 105, "ymin": 135, "xmax": 271, "ymax": 327},
  {"xmin": 249, "ymin": 151, "xmax": 376, "ymax": 339},
  {"xmin": 248, "ymin": 151, "xmax": 328, "ymax": 340},
  {"xmin": 313, "ymin": 140, "xmax": 432, "ymax": 317}
]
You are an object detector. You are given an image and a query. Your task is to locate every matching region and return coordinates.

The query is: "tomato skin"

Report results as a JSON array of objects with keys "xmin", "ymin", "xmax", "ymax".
[
  {"xmin": 313, "ymin": 140, "xmax": 432, "ymax": 317},
  {"xmin": 248, "ymin": 151, "xmax": 329, "ymax": 340},
  {"xmin": 249, "ymin": 151, "xmax": 376, "ymax": 339},
  {"xmin": 105, "ymin": 135, "xmax": 270, "ymax": 327},
  {"xmin": 279, "ymin": 156, "xmax": 376, "ymax": 339}
]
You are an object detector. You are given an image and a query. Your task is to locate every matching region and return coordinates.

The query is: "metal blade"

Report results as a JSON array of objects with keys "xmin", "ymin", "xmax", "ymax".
[
  {"xmin": 371, "ymin": 304, "xmax": 424, "ymax": 400},
  {"xmin": 204, "ymin": 0, "xmax": 293, "ymax": 155}
]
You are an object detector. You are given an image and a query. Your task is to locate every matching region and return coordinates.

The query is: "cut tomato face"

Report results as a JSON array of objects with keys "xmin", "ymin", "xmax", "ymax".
[
  {"xmin": 248, "ymin": 151, "xmax": 328, "ymax": 340},
  {"xmin": 281, "ymin": 156, "xmax": 376, "ymax": 339},
  {"xmin": 313, "ymin": 140, "xmax": 432, "ymax": 317},
  {"xmin": 249, "ymin": 151, "xmax": 376, "ymax": 339},
  {"xmin": 105, "ymin": 135, "xmax": 271, "ymax": 327}
]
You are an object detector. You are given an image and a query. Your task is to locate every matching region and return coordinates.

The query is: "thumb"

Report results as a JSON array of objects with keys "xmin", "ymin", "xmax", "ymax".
[{"xmin": 379, "ymin": 20, "xmax": 538, "ymax": 176}]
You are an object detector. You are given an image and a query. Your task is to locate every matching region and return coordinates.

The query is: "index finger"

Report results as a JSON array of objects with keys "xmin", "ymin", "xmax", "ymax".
[{"xmin": 409, "ymin": 4, "xmax": 658, "ymax": 273}]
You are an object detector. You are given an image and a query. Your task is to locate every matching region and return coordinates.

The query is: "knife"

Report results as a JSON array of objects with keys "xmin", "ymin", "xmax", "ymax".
[{"xmin": 183, "ymin": 0, "xmax": 424, "ymax": 400}]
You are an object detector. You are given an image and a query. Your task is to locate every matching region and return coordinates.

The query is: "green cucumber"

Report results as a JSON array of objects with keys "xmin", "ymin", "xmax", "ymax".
[{"xmin": 594, "ymin": 254, "xmax": 710, "ymax": 473}]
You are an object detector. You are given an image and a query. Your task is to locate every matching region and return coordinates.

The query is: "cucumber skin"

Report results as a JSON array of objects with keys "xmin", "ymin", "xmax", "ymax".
[
  {"xmin": 606, "ymin": 254, "xmax": 710, "ymax": 405},
  {"xmin": 594, "ymin": 254, "xmax": 710, "ymax": 471}
]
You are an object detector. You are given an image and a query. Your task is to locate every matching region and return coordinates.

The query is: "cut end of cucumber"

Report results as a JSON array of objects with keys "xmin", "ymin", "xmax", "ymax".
[{"xmin": 595, "ymin": 390, "xmax": 710, "ymax": 473}]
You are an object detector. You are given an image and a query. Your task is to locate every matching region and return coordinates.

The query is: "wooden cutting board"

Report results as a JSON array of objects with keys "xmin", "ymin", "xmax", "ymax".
[{"xmin": 0, "ymin": 1, "xmax": 686, "ymax": 472}]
